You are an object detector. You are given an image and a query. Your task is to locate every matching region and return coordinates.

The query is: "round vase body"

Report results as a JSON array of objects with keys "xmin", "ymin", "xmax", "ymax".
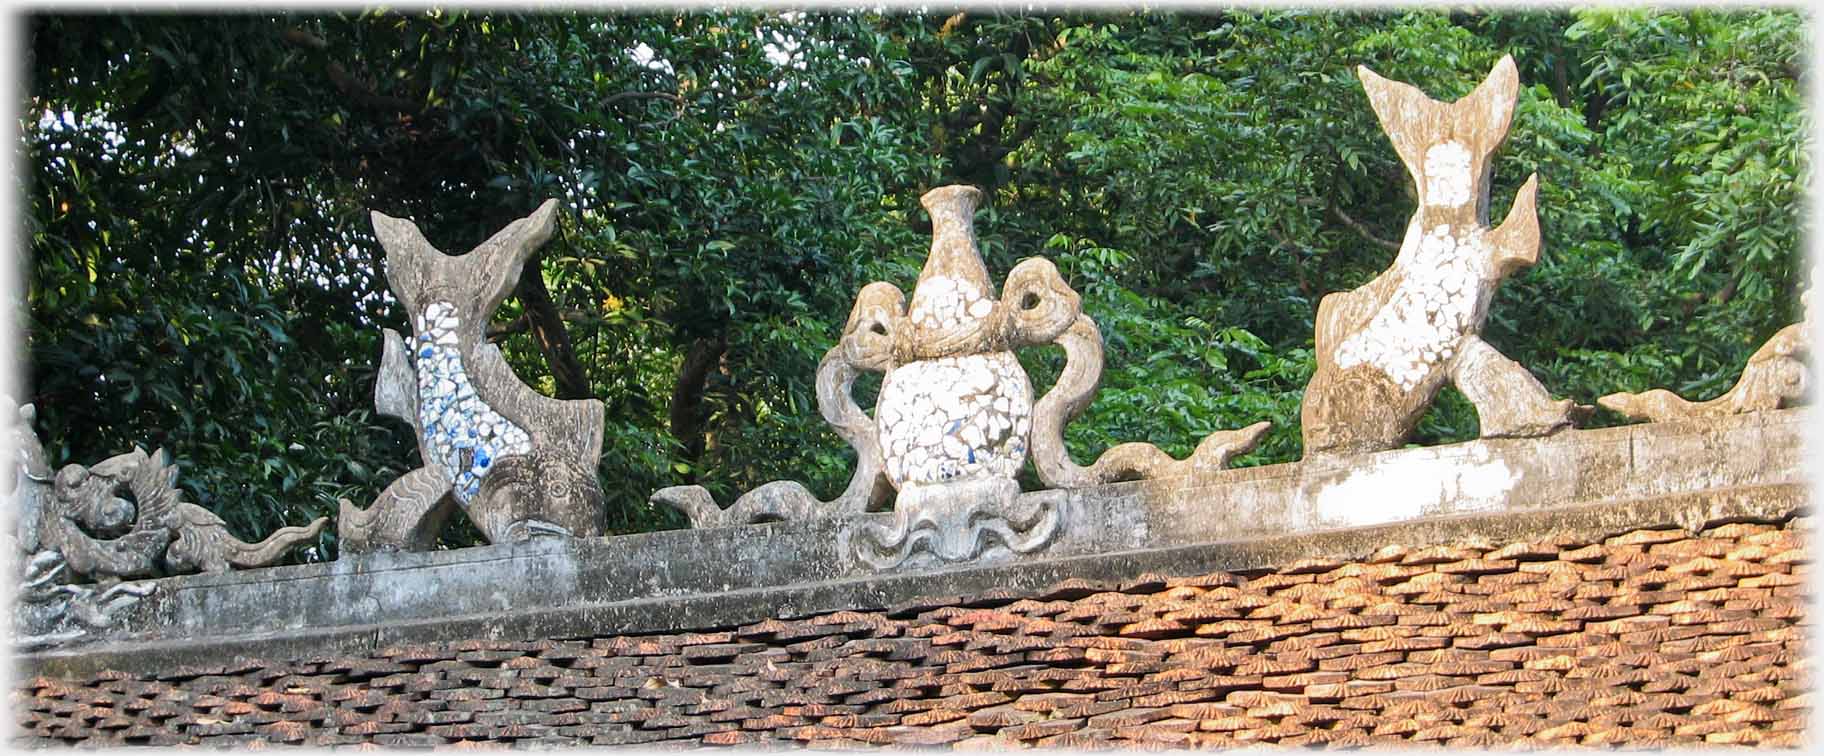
[{"xmin": 875, "ymin": 352, "xmax": 1033, "ymax": 489}]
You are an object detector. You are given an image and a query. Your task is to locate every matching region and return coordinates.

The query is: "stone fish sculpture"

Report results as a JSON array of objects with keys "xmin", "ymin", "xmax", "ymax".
[
  {"xmin": 1301, "ymin": 55, "xmax": 1584, "ymax": 457},
  {"xmin": 338, "ymin": 201, "xmax": 607, "ymax": 552},
  {"xmin": 5, "ymin": 400, "xmax": 323, "ymax": 648},
  {"xmin": 653, "ymin": 186, "xmax": 1267, "ymax": 568}
]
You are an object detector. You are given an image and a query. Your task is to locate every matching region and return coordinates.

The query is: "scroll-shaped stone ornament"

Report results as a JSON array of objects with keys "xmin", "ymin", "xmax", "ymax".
[
  {"xmin": 1301, "ymin": 55, "xmax": 1583, "ymax": 457},
  {"xmin": 337, "ymin": 201, "xmax": 608, "ymax": 552},
  {"xmin": 5, "ymin": 400, "xmax": 324, "ymax": 648},
  {"xmin": 652, "ymin": 186, "xmax": 1268, "ymax": 568},
  {"xmin": 1599, "ymin": 283, "xmax": 1813, "ymax": 422}
]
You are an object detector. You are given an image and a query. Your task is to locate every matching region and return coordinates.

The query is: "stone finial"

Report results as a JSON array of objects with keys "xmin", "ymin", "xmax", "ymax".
[
  {"xmin": 653, "ymin": 185, "xmax": 1268, "ymax": 569},
  {"xmin": 338, "ymin": 201, "xmax": 608, "ymax": 552},
  {"xmin": 1599, "ymin": 275, "xmax": 1813, "ymax": 421},
  {"xmin": 1301, "ymin": 55, "xmax": 1585, "ymax": 457}
]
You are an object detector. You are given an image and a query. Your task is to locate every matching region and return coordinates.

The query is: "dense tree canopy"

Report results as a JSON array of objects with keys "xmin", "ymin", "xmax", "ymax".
[{"xmin": 22, "ymin": 9, "xmax": 1809, "ymax": 557}]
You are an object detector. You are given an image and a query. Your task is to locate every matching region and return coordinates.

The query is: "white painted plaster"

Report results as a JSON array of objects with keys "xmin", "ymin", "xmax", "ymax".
[{"xmin": 1310, "ymin": 445, "xmax": 1518, "ymax": 529}]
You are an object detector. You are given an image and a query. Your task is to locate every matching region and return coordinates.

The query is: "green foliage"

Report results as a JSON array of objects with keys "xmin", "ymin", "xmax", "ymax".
[{"xmin": 23, "ymin": 9, "xmax": 1806, "ymax": 556}]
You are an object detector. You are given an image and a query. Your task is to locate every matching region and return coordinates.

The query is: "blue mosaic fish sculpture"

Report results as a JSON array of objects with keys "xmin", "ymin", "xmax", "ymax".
[{"xmin": 338, "ymin": 200, "xmax": 606, "ymax": 552}]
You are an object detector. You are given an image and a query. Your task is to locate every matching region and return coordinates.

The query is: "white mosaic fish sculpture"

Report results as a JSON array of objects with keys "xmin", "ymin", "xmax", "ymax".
[{"xmin": 1301, "ymin": 56, "xmax": 1584, "ymax": 457}]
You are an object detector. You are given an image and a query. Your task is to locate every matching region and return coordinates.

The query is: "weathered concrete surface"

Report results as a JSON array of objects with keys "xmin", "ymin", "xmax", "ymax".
[
  {"xmin": 1040, "ymin": 405, "xmax": 1806, "ymax": 556},
  {"xmin": 14, "ymin": 408, "xmax": 1806, "ymax": 678}
]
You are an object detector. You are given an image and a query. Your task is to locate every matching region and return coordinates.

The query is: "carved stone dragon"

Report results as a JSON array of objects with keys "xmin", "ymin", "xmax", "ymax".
[
  {"xmin": 6, "ymin": 400, "xmax": 324, "ymax": 648},
  {"xmin": 1599, "ymin": 285, "xmax": 1812, "ymax": 422}
]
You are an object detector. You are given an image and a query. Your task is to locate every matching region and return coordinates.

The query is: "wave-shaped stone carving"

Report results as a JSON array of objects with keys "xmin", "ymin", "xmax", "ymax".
[{"xmin": 843, "ymin": 479, "xmax": 1061, "ymax": 571}]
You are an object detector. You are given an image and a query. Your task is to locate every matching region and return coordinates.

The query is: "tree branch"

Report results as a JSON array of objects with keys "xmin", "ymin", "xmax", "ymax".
[
  {"xmin": 668, "ymin": 335, "xmax": 727, "ymax": 480},
  {"xmin": 512, "ymin": 251, "xmax": 593, "ymax": 401},
  {"xmin": 281, "ymin": 27, "xmax": 422, "ymax": 115},
  {"xmin": 1327, "ymin": 203, "xmax": 1402, "ymax": 253},
  {"xmin": 602, "ymin": 91, "xmax": 684, "ymax": 108},
  {"xmin": 486, "ymin": 309, "xmax": 592, "ymax": 341},
  {"xmin": 1265, "ymin": 225, "xmax": 1316, "ymax": 300}
]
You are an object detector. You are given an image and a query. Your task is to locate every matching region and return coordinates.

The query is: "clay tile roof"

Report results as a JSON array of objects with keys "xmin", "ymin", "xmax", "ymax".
[
  {"xmin": 1197, "ymin": 715, "xmax": 1263, "ymax": 733},
  {"xmin": 1745, "ymin": 526, "xmax": 1797, "ymax": 545},
  {"xmin": 1154, "ymin": 586, "xmax": 1203, "ymax": 602},
  {"xmin": 964, "ymin": 704, "xmax": 1039, "ymax": 729},
  {"xmin": 1368, "ymin": 544, "xmax": 1411, "ymax": 564},
  {"xmin": 1037, "ymin": 578, "xmax": 1106, "ymax": 600},
  {"xmin": 1438, "ymin": 558, "xmax": 1517, "ymax": 576},
  {"xmin": 1233, "ymin": 653, "xmax": 1315, "ymax": 676},
  {"xmin": 1608, "ymin": 527, "xmax": 1690, "ymax": 547},
  {"xmin": 1370, "ymin": 716, "xmax": 1424, "ymax": 736},
  {"xmin": 1159, "ymin": 605, "xmax": 1242, "ymax": 626},
  {"xmin": 1323, "ymin": 598, "xmax": 1377, "ymax": 618},
  {"xmin": 18, "ymin": 509, "xmax": 1810, "ymax": 751},
  {"xmin": 1322, "ymin": 563, "xmax": 1375, "ymax": 581},
  {"xmin": 1174, "ymin": 571, "xmax": 1245, "ymax": 589},
  {"xmin": 1411, "ymin": 722, "xmax": 1478, "ymax": 741},
  {"xmin": 1117, "ymin": 619, "xmax": 1189, "ymax": 640},
  {"xmin": 999, "ymin": 717, "xmax": 1085, "ymax": 741},
  {"xmin": 1281, "ymin": 556, "xmax": 1345, "ymax": 575},
  {"xmin": 1117, "ymin": 574, "xmax": 1171, "ymax": 594}
]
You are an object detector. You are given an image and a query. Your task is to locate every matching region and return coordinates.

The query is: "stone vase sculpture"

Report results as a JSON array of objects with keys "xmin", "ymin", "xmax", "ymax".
[
  {"xmin": 337, "ymin": 201, "xmax": 607, "ymax": 552},
  {"xmin": 1599, "ymin": 284, "xmax": 1812, "ymax": 421},
  {"xmin": 653, "ymin": 185, "xmax": 1267, "ymax": 568},
  {"xmin": 1300, "ymin": 55, "xmax": 1584, "ymax": 457}
]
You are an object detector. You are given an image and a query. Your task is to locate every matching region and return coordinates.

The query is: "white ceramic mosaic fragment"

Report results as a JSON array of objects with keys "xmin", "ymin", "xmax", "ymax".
[
  {"xmin": 1332, "ymin": 225, "xmax": 1491, "ymax": 391},
  {"xmin": 875, "ymin": 352, "xmax": 1032, "ymax": 488},
  {"xmin": 413, "ymin": 301, "xmax": 532, "ymax": 503},
  {"xmin": 907, "ymin": 275, "xmax": 989, "ymax": 330},
  {"xmin": 1422, "ymin": 140, "xmax": 1474, "ymax": 208}
]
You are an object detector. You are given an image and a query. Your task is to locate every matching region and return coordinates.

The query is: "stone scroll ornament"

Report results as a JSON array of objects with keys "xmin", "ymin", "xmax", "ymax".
[
  {"xmin": 5, "ymin": 400, "xmax": 325, "ymax": 649},
  {"xmin": 1598, "ymin": 280, "xmax": 1813, "ymax": 422},
  {"xmin": 652, "ymin": 186, "xmax": 1268, "ymax": 568},
  {"xmin": 337, "ymin": 201, "xmax": 608, "ymax": 553},
  {"xmin": 1300, "ymin": 56, "xmax": 1585, "ymax": 457}
]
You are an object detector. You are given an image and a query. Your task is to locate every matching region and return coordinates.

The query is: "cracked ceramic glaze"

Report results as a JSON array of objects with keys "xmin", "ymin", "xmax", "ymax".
[
  {"xmin": 907, "ymin": 275, "xmax": 994, "ymax": 330},
  {"xmin": 1333, "ymin": 225, "xmax": 1491, "ymax": 391},
  {"xmin": 877, "ymin": 352, "xmax": 1033, "ymax": 488},
  {"xmin": 413, "ymin": 301, "xmax": 531, "ymax": 503}
]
